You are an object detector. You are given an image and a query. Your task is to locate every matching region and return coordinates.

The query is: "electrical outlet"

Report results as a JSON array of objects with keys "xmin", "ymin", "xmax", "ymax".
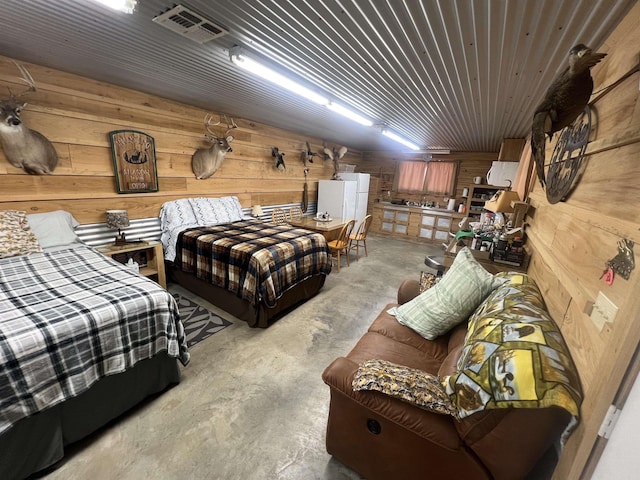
[{"xmin": 590, "ymin": 291, "xmax": 618, "ymax": 332}]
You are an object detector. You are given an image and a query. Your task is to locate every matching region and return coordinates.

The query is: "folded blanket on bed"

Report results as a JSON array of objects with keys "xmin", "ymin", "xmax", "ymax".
[
  {"xmin": 175, "ymin": 219, "xmax": 331, "ymax": 307},
  {"xmin": 0, "ymin": 246, "xmax": 189, "ymax": 436}
]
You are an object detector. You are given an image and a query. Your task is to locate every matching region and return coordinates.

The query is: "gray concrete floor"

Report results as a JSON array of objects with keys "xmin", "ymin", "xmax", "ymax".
[{"xmin": 41, "ymin": 235, "xmax": 440, "ymax": 480}]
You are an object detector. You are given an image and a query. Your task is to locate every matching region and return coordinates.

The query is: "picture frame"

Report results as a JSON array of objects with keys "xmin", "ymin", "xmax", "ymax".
[{"xmin": 109, "ymin": 130, "xmax": 159, "ymax": 193}]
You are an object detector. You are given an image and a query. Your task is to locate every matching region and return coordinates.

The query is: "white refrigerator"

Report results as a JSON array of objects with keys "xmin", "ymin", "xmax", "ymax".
[
  {"xmin": 339, "ymin": 172, "xmax": 370, "ymax": 222},
  {"xmin": 317, "ymin": 179, "xmax": 357, "ymax": 220}
]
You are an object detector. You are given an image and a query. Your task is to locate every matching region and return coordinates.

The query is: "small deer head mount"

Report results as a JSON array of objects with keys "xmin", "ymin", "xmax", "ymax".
[
  {"xmin": 0, "ymin": 62, "xmax": 58, "ymax": 174},
  {"xmin": 323, "ymin": 145, "xmax": 348, "ymax": 179},
  {"xmin": 272, "ymin": 147, "xmax": 286, "ymax": 172},
  {"xmin": 191, "ymin": 113, "xmax": 237, "ymax": 180}
]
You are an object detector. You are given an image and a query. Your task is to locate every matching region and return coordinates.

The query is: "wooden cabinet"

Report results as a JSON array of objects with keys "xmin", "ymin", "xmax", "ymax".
[
  {"xmin": 373, "ymin": 204, "xmax": 456, "ymax": 243},
  {"xmin": 96, "ymin": 241, "xmax": 166, "ymax": 289},
  {"xmin": 380, "ymin": 207, "xmax": 410, "ymax": 235},
  {"xmin": 465, "ymin": 185, "xmax": 501, "ymax": 221},
  {"xmin": 416, "ymin": 210, "xmax": 453, "ymax": 242}
]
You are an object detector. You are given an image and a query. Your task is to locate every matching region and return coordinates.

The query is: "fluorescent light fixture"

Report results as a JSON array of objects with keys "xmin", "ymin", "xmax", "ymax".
[
  {"xmin": 230, "ymin": 51, "xmax": 329, "ymax": 106},
  {"xmin": 381, "ymin": 129, "xmax": 420, "ymax": 151},
  {"xmin": 326, "ymin": 102, "xmax": 373, "ymax": 126},
  {"xmin": 94, "ymin": 0, "xmax": 137, "ymax": 13},
  {"xmin": 418, "ymin": 148, "xmax": 450, "ymax": 155},
  {"xmin": 230, "ymin": 47, "xmax": 375, "ymax": 127}
]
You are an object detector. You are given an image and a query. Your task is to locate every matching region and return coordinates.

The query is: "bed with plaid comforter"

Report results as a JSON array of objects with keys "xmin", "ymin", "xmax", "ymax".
[
  {"xmin": 0, "ymin": 245, "xmax": 190, "ymax": 436},
  {"xmin": 174, "ymin": 219, "xmax": 331, "ymax": 308}
]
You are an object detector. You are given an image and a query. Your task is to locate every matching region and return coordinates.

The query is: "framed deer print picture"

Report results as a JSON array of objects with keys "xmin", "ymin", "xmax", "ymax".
[{"xmin": 109, "ymin": 130, "xmax": 159, "ymax": 193}]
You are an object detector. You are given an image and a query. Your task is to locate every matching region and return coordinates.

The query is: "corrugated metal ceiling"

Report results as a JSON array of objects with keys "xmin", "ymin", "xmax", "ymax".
[{"xmin": 0, "ymin": 0, "xmax": 635, "ymax": 152}]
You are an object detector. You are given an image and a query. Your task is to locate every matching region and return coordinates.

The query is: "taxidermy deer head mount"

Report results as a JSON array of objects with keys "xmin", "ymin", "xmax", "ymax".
[
  {"xmin": 0, "ymin": 62, "xmax": 58, "ymax": 174},
  {"xmin": 272, "ymin": 147, "xmax": 286, "ymax": 171},
  {"xmin": 191, "ymin": 113, "xmax": 237, "ymax": 180},
  {"xmin": 323, "ymin": 145, "xmax": 348, "ymax": 179}
]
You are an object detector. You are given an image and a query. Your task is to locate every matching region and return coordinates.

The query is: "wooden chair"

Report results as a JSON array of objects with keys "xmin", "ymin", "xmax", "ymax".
[
  {"xmin": 272, "ymin": 208, "xmax": 287, "ymax": 225},
  {"xmin": 288, "ymin": 206, "xmax": 303, "ymax": 222},
  {"xmin": 348, "ymin": 214, "xmax": 373, "ymax": 261},
  {"xmin": 328, "ymin": 220, "xmax": 356, "ymax": 272}
]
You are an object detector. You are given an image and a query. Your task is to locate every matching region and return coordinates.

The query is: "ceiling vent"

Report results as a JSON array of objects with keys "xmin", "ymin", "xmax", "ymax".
[{"xmin": 152, "ymin": 5, "xmax": 228, "ymax": 44}]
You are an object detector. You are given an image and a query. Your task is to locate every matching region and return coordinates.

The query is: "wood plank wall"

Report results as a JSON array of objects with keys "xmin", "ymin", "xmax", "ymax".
[
  {"xmin": 0, "ymin": 54, "xmax": 497, "ymax": 227},
  {"xmin": 524, "ymin": 4, "xmax": 640, "ymax": 478},
  {"xmin": 0, "ymin": 55, "xmax": 363, "ymax": 223}
]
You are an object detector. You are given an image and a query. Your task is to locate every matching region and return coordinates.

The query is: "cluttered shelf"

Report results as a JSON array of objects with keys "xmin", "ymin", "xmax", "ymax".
[
  {"xmin": 444, "ymin": 236, "xmax": 529, "ymax": 274},
  {"xmin": 465, "ymin": 185, "xmax": 502, "ymax": 219},
  {"xmin": 446, "ymin": 208, "xmax": 529, "ymax": 274}
]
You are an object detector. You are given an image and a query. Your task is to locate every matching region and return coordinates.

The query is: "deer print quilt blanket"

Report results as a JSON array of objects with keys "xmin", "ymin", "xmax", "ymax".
[{"xmin": 443, "ymin": 273, "xmax": 582, "ymax": 421}]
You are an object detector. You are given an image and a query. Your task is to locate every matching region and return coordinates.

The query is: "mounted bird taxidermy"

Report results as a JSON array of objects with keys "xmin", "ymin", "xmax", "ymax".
[
  {"xmin": 0, "ymin": 62, "xmax": 58, "ymax": 174},
  {"xmin": 323, "ymin": 145, "xmax": 348, "ymax": 179},
  {"xmin": 301, "ymin": 141, "xmax": 321, "ymax": 166},
  {"xmin": 191, "ymin": 113, "xmax": 237, "ymax": 180},
  {"xmin": 272, "ymin": 147, "xmax": 286, "ymax": 171},
  {"xmin": 531, "ymin": 44, "xmax": 606, "ymax": 189}
]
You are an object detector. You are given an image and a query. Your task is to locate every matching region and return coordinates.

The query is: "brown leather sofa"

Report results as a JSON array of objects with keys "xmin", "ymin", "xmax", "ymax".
[{"xmin": 322, "ymin": 279, "xmax": 571, "ymax": 480}]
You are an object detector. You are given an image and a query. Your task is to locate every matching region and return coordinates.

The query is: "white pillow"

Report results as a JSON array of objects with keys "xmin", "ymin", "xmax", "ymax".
[
  {"xmin": 27, "ymin": 210, "xmax": 80, "ymax": 248},
  {"xmin": 219, "ymin": 195, "xmax": 244, "ymax": 220},
  {"xmin": 189, "ymin": 196, "xmax": 243, "ymax": 225},
  {"xmin": 160, "ymin": 199, "xmax": 198, "ymax": 231},
  {"xmin": 388, "ymin": 247, "xmax": 508, "ymax": 340}
]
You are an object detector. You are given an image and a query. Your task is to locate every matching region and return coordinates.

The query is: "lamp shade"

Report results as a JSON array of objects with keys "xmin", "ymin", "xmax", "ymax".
[
  {"xmin": 484, "ymin": 190, "xmax": 521, "ymax": 213},
  {"xmin": 251, "ymin": 205, "xmax": 264, "ymax": 217},
  {"xmin": 105, "ymin": 210, "xmax": 130, "ymax": 230}
]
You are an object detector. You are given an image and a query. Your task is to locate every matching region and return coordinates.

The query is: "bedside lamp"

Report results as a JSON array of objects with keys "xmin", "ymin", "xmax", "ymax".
[
  {"xmin": 106, "ymin": 209, "xmax": 129, "ymax": 246},
  {"xmin": 251, "ymin": 205, "xmax": 264, "ymax": 218}
]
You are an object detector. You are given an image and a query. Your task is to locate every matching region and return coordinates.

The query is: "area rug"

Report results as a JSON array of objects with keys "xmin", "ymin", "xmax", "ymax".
[{"xmin": 171, "ymin": 292, "xmax": 233, "ymax": 347}]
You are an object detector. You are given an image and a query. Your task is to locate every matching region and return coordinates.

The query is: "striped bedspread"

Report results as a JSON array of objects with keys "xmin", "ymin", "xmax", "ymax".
[
  {"xmin": 0, "ymin": 245, "xmax": 190, "ymax": 436},
  {"xmin": 175, "ymin": 219, "xmax": 331, "ymax": 307}
]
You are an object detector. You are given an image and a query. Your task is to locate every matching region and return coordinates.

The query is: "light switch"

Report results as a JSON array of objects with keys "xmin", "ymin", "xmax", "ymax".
[{"xmin": 590, "ymin": 291, "xmax": 618, "ymax": 332}]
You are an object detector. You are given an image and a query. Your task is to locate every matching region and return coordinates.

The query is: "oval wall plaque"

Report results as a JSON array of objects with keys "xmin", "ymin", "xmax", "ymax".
[{"xmin": 546, "ymin": 107, "xmax": 591, "ymax": 204}]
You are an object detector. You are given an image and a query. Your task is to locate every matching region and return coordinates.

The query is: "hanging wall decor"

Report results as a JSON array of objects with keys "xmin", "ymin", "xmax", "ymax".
[
  {"xmin": 601, "ymin": 239, "xmax": 635, "ymax": 284},
  {"xmin": 272, "ymin": 146, "xmax": 286, "ymax": 171},
  {"xmin": 545, "ymin": 106, "xmax": 591, "ymax": 204},
  {"xmin": 109, "ymin": 130, "xmax": 159, "ymax": 193}
]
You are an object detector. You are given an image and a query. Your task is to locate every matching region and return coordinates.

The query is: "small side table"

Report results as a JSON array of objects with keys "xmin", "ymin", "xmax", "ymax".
[
  {"xmin": 424, "ymin": 255, "xmax": 446, "ymax": 276},
  {"xmin": 96, "ymin": 240, "xmax": 166, "ymax": 289}
]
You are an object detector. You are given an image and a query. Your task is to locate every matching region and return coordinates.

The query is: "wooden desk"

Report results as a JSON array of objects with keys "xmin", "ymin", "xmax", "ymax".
[{"xmin": 289, "ymin": 217, "xmax": 347, "ymax": 242}]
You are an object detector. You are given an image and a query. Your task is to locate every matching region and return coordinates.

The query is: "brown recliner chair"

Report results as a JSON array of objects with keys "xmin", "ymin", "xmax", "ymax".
[{"xmin": 322, "ymin": 279, "xmax": 571, "ymax": 480}]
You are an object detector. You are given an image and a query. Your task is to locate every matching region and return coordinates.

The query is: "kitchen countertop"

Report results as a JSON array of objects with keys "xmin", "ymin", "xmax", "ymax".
[{"xmin": 376, "ymin": 202, "xmax": 458, "ymax": 214}]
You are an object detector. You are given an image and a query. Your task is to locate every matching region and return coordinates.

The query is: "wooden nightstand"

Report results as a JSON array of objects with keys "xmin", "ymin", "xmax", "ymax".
[{"xmin": 96, "ymin": 241, "xmax": 166, "ymax": 289}]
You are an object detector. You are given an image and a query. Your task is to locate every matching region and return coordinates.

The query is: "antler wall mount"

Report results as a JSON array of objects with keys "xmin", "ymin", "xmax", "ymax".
[
  {"xmin": 0, "ymin": 62, "xmax": 58, "ymax": 174},
  {"xmin": 191, "ymin": 113, "xmax": 237, "ymax": 180}
]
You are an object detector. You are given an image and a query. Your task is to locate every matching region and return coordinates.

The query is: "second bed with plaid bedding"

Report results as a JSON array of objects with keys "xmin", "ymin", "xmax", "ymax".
[
  {"xmin": 0, "ymin": 245, "xmax": 190, "ymax": 436},
  {"xmin": 174, "ymin": 219, "xmax": 332, "ymax": 308}
]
